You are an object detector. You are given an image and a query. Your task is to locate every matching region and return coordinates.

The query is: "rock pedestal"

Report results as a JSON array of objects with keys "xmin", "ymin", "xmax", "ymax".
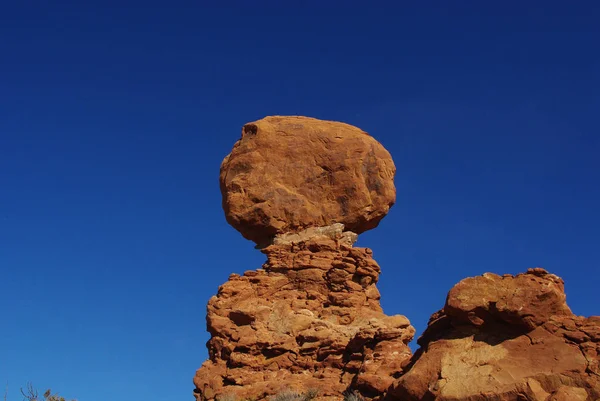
[{"xmin": 193, "ymin": 225, "xmax": 414, "ymax": 401}]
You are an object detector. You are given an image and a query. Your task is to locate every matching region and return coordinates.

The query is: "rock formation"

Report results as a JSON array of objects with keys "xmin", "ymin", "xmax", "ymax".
[
  {"xmin": 388, "ymin": 268, "xmax": 600, "ymax": 401},
  {"xmin": 194, "ymin": 225, "xmax": 414, "ymax": 400},
  {"xmin": 194, "ymin": 117, "xmax": 413, "ymax": 401},
  {"xmin": 219, "ymin": 116, "xmax": 396, "ymax": 246},
  {"xmin": 195, "ymin": 115, "xmax": 600, "ymax": 401}
]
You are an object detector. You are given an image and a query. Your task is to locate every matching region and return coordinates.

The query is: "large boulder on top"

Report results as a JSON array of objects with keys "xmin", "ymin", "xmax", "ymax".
[{"xmin": 220, "ymin": 116, "xmax": 396, "ymax": 244}]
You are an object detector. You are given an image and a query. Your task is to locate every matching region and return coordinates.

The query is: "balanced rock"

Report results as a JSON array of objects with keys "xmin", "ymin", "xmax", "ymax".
[
  {"xmin": 197, "ymin": 115, "xmax": 600, "ymax": 401},
  {"xmin": 220, "ymin": 116, "xmax": 396, "ymax": 245},
  {"xmin": 194, "ymin": 118, "xmax": 411, "ymax": 400},
  {"xmin": 193, "ymin": 227, "xmax": 414, "ymax": 401},
  {"xmin": 388, "ymin": 268, "xmax": 600, "ymax": 401}
]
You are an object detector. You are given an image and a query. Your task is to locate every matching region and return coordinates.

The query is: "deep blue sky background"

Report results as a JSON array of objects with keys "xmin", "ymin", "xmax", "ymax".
[{"xmin": 1, "ymin": 2, "xmax": 599, "ymax": 400}]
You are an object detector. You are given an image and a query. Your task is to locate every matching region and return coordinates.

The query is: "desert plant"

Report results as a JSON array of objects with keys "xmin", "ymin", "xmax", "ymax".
[
  {"xmin": 302, "ymin": 389, "xmax": 318, "ymax": 401},
  {"xmin": 270, "ymin": 390, "xmax": 301, "ymax": 401},
  {"xmin": 5, "ymin": 383, "xmax": 76, "ymax": 401},
  {"xmin": 342, "ymin": 390, "xmax": 364, "ymax": 401},
  {"xmin": 270, "ymin": 388, "xmax": 318, "ymax": 401}
]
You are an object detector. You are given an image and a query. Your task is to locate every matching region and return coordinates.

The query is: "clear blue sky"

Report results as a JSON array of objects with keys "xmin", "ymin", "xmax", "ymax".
[{"xmin": 1, "ymin": 2, "xmax": 598, "ymax": 401}]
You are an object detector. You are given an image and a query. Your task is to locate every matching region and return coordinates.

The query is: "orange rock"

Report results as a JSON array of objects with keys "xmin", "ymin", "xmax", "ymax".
[
  {"xmin": 220, "ymin": 116, "xmax": 396, "ymax": 245},
  {"xmin": 193, "ymin": 232, "xmax": 414, "ymax": 401},
  {"xmin": 197, "ymin": 115, "xmax": 600, "ymax": 401},
  {"xmin": 387, "ymin": 269, "xmax": 600, "ymax": 401}
]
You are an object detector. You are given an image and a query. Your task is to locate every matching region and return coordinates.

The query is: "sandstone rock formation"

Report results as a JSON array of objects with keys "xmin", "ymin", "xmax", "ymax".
[
  {"xmin": 220, "ymin": 116, "xmax": 396, "ymax": 245},
  {"xmin": 388, "ymin": 268, "xmax": 600, "ymax": 401},
  {"xmin": 196, "ymin": 115, "xmax": 600, "ymax": 401},
  {"xmin": 193, "ymin": 224, "xmax": 414, "ymax": 401},
  {"xmin": 194, "ymin": 117, "xmax": 412, "ymax": 401}
]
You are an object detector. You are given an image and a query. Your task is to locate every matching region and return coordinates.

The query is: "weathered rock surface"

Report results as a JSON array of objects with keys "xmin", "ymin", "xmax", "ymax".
[
  {"xmin": 193, "ymin": 227, "xmax": 414, "ymax": 401},
  {"xmin": 388, "ymin": 268, "xmax": 600, "ymax": 401},
  {"xmin": 220, "ymin": 116, "xmax": 396, "ymax": 245},
  {"xmin": 197, "ymin": 115, "xmax": 600, "ymax": 401}
]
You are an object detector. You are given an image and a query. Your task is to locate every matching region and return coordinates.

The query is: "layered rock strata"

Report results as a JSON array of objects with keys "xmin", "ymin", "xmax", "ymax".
[{"xmin": 193, "ymin": 225, "xmax": 414, "ymax": 401}]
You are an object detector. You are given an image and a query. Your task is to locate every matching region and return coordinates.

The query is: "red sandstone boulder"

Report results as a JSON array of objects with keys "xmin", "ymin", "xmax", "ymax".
[
  {"xmin": 220, "ymin": 116, "xmax": 396, "ymax": 245},
  {"xmin": 387, "ymin": 268, "xmax": 600, "ymax": 401}
]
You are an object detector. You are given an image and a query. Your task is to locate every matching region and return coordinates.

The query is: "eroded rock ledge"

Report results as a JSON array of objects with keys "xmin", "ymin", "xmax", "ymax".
[
  {"xmin": 388, "ymin": 268, "xmax": 600, "ymax": 401},
  {"xmin": 193, "ymin": 231, "xmax": 414, "ymax": 401},
  {"xmin": 271, "ymin": 223, "xmax": 358, "ymax": 248}
]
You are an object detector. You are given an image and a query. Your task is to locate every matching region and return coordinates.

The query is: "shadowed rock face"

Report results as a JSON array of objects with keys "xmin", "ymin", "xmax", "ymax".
[
  {"xmin": 219, "ymin": 116, "xmax": 396, "ymax": 246},
  {"xmin": 387, "ymin": 268, "xmax": 600, "ymax": 401}
]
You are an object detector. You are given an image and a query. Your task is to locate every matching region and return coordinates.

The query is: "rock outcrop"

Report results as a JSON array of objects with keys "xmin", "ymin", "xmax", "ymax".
[
  {"xmin": 194, "ymin": 117, "xmax": 411, "ymax": 401},
  {"xmin": 194, "ymin": 225, "xmax": 414, "ymax": 401},
  {"xmin": 388, "ymin": 268, "xmax": 600, "ymax": 401},
  {"xmin": 195, "ymin": 115, "xmax": 600, "ymax": 401},
  {"xmin": 220, "ymin": 116, "xmax": 396, "ymax": 246}
]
